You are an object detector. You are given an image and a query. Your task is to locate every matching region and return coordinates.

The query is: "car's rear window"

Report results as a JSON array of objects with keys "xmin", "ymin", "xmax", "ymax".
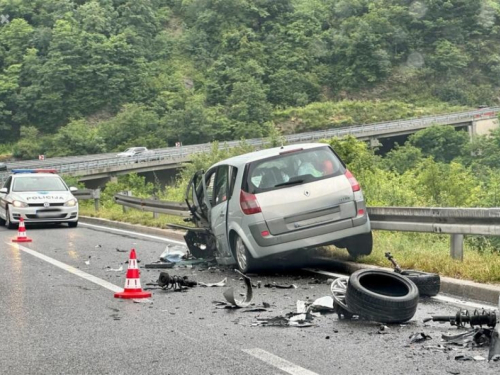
[
  {"xmin": 12, "ymin": 176, "xmax": 68, "ymax": 192},
  {"xmin": 245, "ymin": 146, "xmax": 344, "ymax": 194}
]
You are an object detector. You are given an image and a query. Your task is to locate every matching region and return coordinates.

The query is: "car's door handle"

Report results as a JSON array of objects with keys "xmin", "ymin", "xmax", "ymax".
[{"xmin": 220, "ymin": 212, "xmax": 225, "ymax": 217}]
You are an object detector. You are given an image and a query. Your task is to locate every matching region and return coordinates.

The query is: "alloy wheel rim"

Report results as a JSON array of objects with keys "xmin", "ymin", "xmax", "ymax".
[
  {"xmin": 235, "ymin": 237, "xmax": 247, "ymax": 271},
  {"xmin": 330, "ymin": 277, "xmax": 352, "ymax": 312}
]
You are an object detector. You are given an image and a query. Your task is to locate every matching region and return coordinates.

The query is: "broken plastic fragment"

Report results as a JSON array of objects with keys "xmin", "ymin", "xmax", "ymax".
[
  {"xmin": 263, "ymin": 282, "xmax": 297, "ymax": 289},
  {"xmin": 310, "ymin": 296, "xmax": 334, "ymax": 312},
  {"xmin": 223, "ymin": 270, "xmax": 252, "ymax": 308},
  {"xmin": 490, "ymin": 329, "xmax": 500, "ymax": 362},
  {"xmin": 409, "ymin": 332, "xmax": 432, "ymax": 344},
  {"xmin": 106, "ymin": 265, "xmax": 123, "ymax": 272},
  {"xmin": 198, "ymin": 277, "xmax": 227, "ymax": 287},
  {"xmin": 297, "ymin": 300, "xmax": 308, "ymax": 314},
  {"xmin": 160, "ymin": 244, "xmax": 188, "ymax": 263}
]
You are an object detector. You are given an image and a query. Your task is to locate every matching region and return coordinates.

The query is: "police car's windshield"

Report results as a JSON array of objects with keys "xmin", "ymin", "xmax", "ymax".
[{"xmin": 12, "ymin": 176, "xmax": 68, "ymax": 192}]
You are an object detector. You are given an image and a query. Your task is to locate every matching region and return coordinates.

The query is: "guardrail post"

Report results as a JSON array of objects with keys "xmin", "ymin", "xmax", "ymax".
[
  {"xmin": 450, "ymin": 234, "xmax": 464, "ymax": 261},
  {"xmin": 123, "ymin": 191, "xmax": 132, "ymax": 213},
  {"xmin": 152, "ymin": 195, "xmax": 159, "ymax": 219},
  {"xmin": 93, "ymin": 189, "xmax": 100, "ymax": 212}
]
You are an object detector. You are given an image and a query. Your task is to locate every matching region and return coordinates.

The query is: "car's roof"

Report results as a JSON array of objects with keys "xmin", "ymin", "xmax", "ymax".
[{"xmin": 211, "ymin": 143, "xmax": 330, "ymax": 168}]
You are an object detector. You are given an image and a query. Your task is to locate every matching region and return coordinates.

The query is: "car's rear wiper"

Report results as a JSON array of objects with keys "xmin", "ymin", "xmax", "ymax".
[{"xmin": 274, "ymin": 179, "xmax": 305, "ymax": 188}]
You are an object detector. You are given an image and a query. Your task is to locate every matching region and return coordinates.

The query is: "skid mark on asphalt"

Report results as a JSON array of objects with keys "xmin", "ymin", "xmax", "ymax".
[
  {"xmin": 80, "ymin": 223, "xmax": 186, "ymax": 245},
  {"xmin": 8, "ymin": 242, "xmax": 122, "ymax": 293},
  {"xmin": 243, "ymin": 348, "xmax": 319, "ymax": 375}
]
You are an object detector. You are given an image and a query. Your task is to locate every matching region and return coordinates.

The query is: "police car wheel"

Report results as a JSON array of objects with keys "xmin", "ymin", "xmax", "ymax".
[
  {"xmin": 5, "ymin": 207, "xmax": 17, "ymax": 229},
  {"xmin": 68, "ymin": 221, "xmax": 78, "ymax": 228},
  {"xmin": 0, "ymin": 215, "xmax": 5, "ymax": 226}
]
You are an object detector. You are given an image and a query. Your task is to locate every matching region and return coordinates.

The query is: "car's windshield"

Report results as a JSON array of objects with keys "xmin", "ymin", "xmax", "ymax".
[
  {"xmin": 12, "ymin": 176, "xmax": 68, "ymax": 192},
  {"xmin": 246, "ymin": 146, "xmax": 344, "ymax": 193}
]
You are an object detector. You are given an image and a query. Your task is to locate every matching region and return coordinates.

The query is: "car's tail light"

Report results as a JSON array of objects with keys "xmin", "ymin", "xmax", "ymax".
[
  {"xmin": 345, "ymin": 169, "xmax": 360, "ymax": 192},
  {"xmin": 240, "ymin": 190, "xmax": 261, "ymax": 215}
]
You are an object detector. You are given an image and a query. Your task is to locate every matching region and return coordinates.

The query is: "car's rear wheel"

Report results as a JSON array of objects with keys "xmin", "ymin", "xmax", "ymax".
[
  {"xmin": 346, "ymin": 232, "xmax": 373, "ymax": 258},
  {"xmin": 68, "ymin": 221, "xmax": 78, "ymax": 228},
  {"xmin": 0, "ymin": 214, "xmax": 5, "ymax": 226},
  {"xmin": 5, "ymin": 207, "xmax": 17, "ymax": 229},
  {"xmin": 234, "ymin": 235, "xmax": 256, "ymax": 274}
]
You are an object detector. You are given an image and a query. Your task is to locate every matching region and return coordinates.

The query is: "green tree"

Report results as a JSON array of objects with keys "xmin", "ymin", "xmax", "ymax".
[{"xmin": 408, "ymin": 125, "xmax": 469, "ymax": 163}]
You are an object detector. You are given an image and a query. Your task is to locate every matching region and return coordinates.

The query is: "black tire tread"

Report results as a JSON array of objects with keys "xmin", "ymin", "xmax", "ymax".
[
  {"xmin": 346, "ymin": 269, "xmax": 419, "ymax": 324},
  {"xmin": 400, "ymin": 270, "xmax": 440, "ymax": 297}
]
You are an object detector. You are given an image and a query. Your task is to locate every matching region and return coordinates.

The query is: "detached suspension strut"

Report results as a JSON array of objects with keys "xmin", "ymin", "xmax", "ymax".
[{"xmin": 424, "ymin": 309, "xmax": 497, "ymax": 328}]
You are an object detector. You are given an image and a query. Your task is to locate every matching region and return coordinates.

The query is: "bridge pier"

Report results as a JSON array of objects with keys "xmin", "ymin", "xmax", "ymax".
[
  {"xmin": 469, "ymin": 117, "xmax": 499, "ymax": 139},
  {"xmin": 369, "ymin": 137, "xmax": 382, "ymax": 148}
]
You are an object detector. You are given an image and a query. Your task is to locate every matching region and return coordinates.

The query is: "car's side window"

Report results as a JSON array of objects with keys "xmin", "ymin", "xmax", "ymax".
[
  {"xmin": 3, "ymin": 176, "xmax": 12, "ymax": 191},
  {"xmin": 213, "ymin": 165, "xmax": 229, "ymax": 206}
]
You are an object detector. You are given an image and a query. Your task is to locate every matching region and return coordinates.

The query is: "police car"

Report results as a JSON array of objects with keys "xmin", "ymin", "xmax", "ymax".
[{"xmin": 0, "ymin": 169, "xmax": 79, "ymax": 229}]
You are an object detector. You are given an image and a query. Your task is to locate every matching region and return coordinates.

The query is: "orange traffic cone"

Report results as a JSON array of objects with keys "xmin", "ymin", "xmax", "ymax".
[
  {"xmin": 12, "ymin": 218, "xmax": 32, "ymax": 243},
  {"xmin": 114, "ymin": 249, "xmax": 151, "ymax": 299}
]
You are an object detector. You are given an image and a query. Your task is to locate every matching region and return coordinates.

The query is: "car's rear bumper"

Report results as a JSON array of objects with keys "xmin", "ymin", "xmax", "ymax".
[
  {"xmin": 9, "ymin": 206, "xmax": 79, "ymax": 224},
  {"xmin": 245, "ymin": 213, "xmax": 370, "ymax": 259}
]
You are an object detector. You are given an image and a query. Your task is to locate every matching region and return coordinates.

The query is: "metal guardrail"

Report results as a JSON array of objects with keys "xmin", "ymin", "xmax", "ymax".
[
  {"xmin": 368, "ymin": 207, "xmax": 500, "ymax": 260},
  {"xmin": 111, "ymin": 195, "xmax": 499, "ymax": 261},
  {"xmin": 114, "ymin": 193, "xmax": 191, "ymax": 218},
  {"xmin": 73, "ymin": 189, "xmax": 101, "ymax": 212},
  {"xmin": 1, "ymin": 107, "xmax": 498, "ymax": 184}
]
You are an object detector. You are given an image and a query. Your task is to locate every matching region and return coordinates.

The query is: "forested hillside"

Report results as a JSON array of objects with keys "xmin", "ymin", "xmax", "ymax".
[{"xmin": 0, "ymin": 0, "xmax": 499, "ymax": 158}]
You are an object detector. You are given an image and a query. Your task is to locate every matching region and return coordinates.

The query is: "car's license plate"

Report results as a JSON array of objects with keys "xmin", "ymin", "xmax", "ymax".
[{"xmin": 37, "ymin": 209, "xmax": 60, "ymax": 217}]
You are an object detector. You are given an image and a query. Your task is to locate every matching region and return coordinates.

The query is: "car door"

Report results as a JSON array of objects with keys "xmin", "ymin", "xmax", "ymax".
[
  {"xmin": 203, "ymin": 165, "xmax": 232, "ymax": 257},
  {"xmin": 185, "ymin": 170, "xmax": 210, "ymax": 228},
  {"xmin": 0, "ymin": 176, "xmax": 12, "ymax": 220}
]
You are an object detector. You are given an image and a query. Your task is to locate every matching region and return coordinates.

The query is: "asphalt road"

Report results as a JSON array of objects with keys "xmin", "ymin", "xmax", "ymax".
[{"xmin": 1, "ymin": 222, "xmax": 498, "ymax": 375}]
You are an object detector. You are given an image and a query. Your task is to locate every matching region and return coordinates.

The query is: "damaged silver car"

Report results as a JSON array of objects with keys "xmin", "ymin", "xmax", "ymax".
[{"xmin": 183, "ymin": 143, "xmax": 372, "ymax": 272}]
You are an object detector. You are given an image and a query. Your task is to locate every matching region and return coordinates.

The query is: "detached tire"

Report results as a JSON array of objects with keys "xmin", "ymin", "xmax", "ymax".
[
  {"xmin": 346, "ymin": 269, "xmax": 419, "ymax": 324},
  {"xmin": 399, "ymin": 270, "xmax": 440, "ymax": 297}
]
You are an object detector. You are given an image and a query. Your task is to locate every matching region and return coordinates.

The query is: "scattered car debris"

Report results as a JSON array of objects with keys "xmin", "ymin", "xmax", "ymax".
[
  {"xmin": 385, "ymin": 252, "xmax": 440, "ymax": 297},
  {"xmin": 409, "ymin": 332, "xmax": 432, "ymax": 344},
  {"xmin": 264, "ymin": 282, "xmax": 297, "ymax": 289},
  {"xmin": 490, "ymin": 329, "xmax": 500, "ymax": 362},
  {"xmin": 297, "ymin": 300, "xmax": 308, "ymax": 314},
  {"xmin": 345, "ymin": 269, "xmax": 419, "ymax": 324},
  {"xmin": 95, "ymin": 244, "xmax": 102, "ymax": 248},
  {"xmin": 223, "ymin": 270, "xmax": 253, "ymax": 308},
  {"xmin": 309, "ymin": 296, "xmax": 335, "ymax": 313},
  {"xmin": 198, "ymin": 277, "xmax": 227, "ymax": 287},
  {"xmin": 424, "ymin": 309, "xmax": 496, "ymax": 328},
  {"xmin": 160, "ymin": 244, "xmax": 188, "ymax": 263},
  {"xmin": 378, "ymin": 325, "xmax": 390, "ymax": 334},
  {"xmin": 84, "ymin": 256, "xmax": 91, "ymax": 265},
  {"xmin": 252, "ymin": 314, "xmax": 314, "ymax": 328},
  {"xmin": 155, "ymin": 272, "xmax": 197, "ymax": 291},
  {"xmin": 106, "ymin": 265, "xmax": 123, "ymax": 272},
  {"xmin": 116, "ymin": 248, "xmax": 128, "ymax": 253},
  {"xmin": 145, "ymin": 262, "xmax": 174, "ymax": 269}
]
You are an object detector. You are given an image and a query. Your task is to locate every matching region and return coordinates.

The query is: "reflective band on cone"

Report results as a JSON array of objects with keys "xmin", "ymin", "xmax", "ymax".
[
  {"xmin": 12, "ymin": 218, "xmax": 32, "ymax": 243},
  {"xmin": 114, "ymin": 249, "xmax": 151, "ymax": 299}
]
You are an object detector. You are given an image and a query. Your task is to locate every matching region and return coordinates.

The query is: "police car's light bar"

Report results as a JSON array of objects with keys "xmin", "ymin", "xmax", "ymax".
[{"xmin": 11, "ymin": 169, "xmax": 58, "ymax": 174}]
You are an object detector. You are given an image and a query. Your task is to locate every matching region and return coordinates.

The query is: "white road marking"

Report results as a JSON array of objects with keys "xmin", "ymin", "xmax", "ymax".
[
  {"xmin": 432, "ymin": 295, "xmax": 497, "ymax": 311},
  {"xmin": 8, "ymin": 242, "xmax": 122, "ymax": 293},
  {"xmin": 80, "ymin": 222, "xmax": 186, "ymax": 245},
  {"xmin": 243, "ymin": 348, "xmax": 319, "ymax": 375}
]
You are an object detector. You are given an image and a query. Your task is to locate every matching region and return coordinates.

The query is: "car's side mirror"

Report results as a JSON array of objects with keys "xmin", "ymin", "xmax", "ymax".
[
  {"xmin": 69, "ymin": 187, "xmax": 78, "ymax": 192},
  {"xmin": 0, "ymin": 187, "xmax": 7, "ymax": 194}
]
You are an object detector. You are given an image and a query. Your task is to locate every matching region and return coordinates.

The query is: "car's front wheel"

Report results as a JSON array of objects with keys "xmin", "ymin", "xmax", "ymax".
[
  {"xmin": 68, "ymin": 221, "xmax": 78, "ymax": 228},
  {"xmin": 234, "ymin": 235, "xmax": 256, "ymax": 274},
  {"xmin": 5, "ymin": 206, "xmax": 17, "ymax": 229}
]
